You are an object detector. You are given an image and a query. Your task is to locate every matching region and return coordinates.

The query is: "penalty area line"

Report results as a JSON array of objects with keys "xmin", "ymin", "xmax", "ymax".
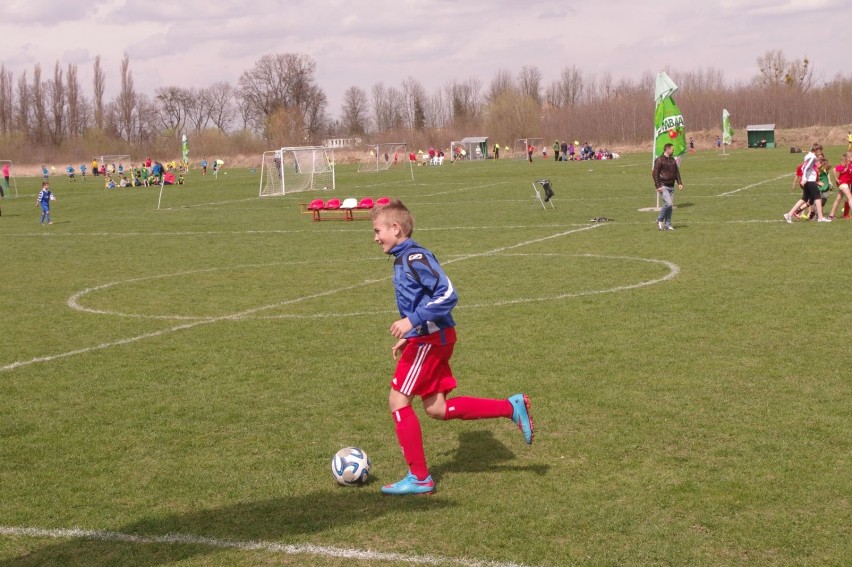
[{"xmin": 0, "ymin": 525, "xmax": 536, "ymax": 567}]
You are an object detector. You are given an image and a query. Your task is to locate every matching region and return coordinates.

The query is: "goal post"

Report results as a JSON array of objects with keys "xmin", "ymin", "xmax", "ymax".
[
  {"xmin": 95, "ymin": 155, "xmax": 134, "ymax": 179},
  {"xmin": 512, "ymin": 138, "xmax": 544, "ymax": 160},
  {"xmin": 357, "ymin": 143, "xmax": 413, "ymax": 180},
  {"xmin": 0, "ymin": 160, "xmax": 18, "ymax": 199},
  {"xmin": 259, "ymin": 146, "xmax": 335, "ymax": 197}
]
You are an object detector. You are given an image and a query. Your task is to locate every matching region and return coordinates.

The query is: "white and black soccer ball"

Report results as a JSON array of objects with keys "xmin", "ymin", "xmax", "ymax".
[{"xmin": 331, "ymin": 447, "xmax": 371, "ymax": 486}]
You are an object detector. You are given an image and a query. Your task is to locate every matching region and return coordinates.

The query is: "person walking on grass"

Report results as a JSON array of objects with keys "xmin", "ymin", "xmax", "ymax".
[
  {"xmin": 371, "ymin": 199, "xmax": 533, "ymax": 495},
  {"xmin": 652, "ymin": 142, "xmax": 683, "ymax": 231},
  {"xmin": 36, "ymin": 181, "xmax": 54, "ymax": 225},
  {"xmin": 785, "ymin": 143, "xmax": 831, "ymax": 223}
]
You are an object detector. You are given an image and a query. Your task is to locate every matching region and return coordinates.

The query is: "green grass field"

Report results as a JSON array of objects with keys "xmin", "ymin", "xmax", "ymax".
[{"xmin": 0, "ymin": 150, "xmax": 849, "ymax": 566}]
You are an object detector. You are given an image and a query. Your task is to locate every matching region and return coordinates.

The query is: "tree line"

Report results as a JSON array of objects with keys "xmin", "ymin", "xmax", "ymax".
[{"xmin": 0, "ymin": 49, "xmax": 849, "ymax": 163}]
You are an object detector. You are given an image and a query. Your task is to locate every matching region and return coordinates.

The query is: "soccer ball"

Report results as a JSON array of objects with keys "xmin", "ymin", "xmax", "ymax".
[{"xmin": 331, "ymin": 447, "xmax": 371, "ymax": 486}]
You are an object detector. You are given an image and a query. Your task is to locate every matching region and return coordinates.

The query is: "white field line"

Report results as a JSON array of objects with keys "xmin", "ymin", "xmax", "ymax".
[
  {"xmin": 418, "ymin": 180, "xmax": 510, "ymax": 197},
  {"xmin": 0, "ymin": 525, "xmax": 536, "ymax": 567},
  {"xmin": 717, "ymin": 173, "xmax": 790, "ymax": 196},
  {"xmin": 3, "ymin": 223, "xmax": 679, "ymax": 373},
  {"xmin": 2, "ymin": 276, "xmax": 387, "ymax": 372},
  {"xmin": 0, "ymin": 223, "xmax": 592, "ymax": 238},
  {"xmin": 69, "ymin": 251, "xmax": 676, "ymax": 322}
]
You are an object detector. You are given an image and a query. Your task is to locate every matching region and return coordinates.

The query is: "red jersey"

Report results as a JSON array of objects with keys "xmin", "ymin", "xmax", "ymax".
[{"xmin": 835, "ymin": 163, "xmax": 852, "ymax": 185}]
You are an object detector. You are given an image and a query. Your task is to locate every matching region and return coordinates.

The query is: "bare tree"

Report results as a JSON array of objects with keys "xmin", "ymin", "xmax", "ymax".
[
  {"xmin": 31, "ymin": 64, "xmax": 47, "ymax": 144},
  {"xmin": 155, "ymin": 86, "xmax": 189, "ymax": 133},
  {"xmin": 485, "ymin": 90, "xmax": 541, "ymax": 144},
  {"xmin": 93, "ymin": 55, "xmax": 105, "ymax": 130},
  {"xmin": 371, "ymin": 82, "xmax": 388, "ymax": 133},
  {"xmin": 206, "ymin": 82, "xmax": 235, "ymax": 133},
  {"xmin": 426, "ymin": 89, "xmax": 449, "ymax": 129},
  {"xmin": 547, "ymin": 65, "xmax": 585, "ymax": 108},
  {"xmin": 784, "ymin": 57, "xmax": 814, "ymax": 92},
  {"xmin": 133, "ymin": 93, "xmax": 158, "ymax": 146},
  {"xmin": 47, "ymin": 62, "xmax": 65, "ymax": 145},
  {"xmin": 237, "ymin": 53, "xmax": 329, "ymax": 143},
  {"xmin": 15, "ymin": 71, "xmax": 29, "ymax": 133},
  {"xmin": 341, "ymin": 85, "xmax": 369, "ymax": 136},
  {"xmin": 116, "ymin": 53, "xmax": 138, "ymax": 141},
  {"xmin": 402, "ymin": 77, "xmax": 427, "ymax": 131},
  {"xmin": 518, "ymin": 65, "xmax": 543, "ymax": 106},
  {"xmin": 445, "ymin": 78, "xmax": 482, "ymax": 126},
  {"xmin": 185, "ymin": 87, "xmax": 212, "ymax": 133},
  {"xmin": 488, "ymin": 69, "xmax": 515, "ymax": 102},
  {"xmin": 66, "ymin": 63, "xmax": 83, "ymax": 138},
  {"xmin": 0, "ymin": 65, "xmax": 13, "ymax": 134}
]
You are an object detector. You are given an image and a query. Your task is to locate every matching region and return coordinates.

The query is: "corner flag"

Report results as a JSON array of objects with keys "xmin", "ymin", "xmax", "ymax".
[
  {"xmin": 654, "ymin": 72, "xmax": 686, "ymax": 160},
  {"xmin": 722, "ymin": 109, "xmax": 734, "ymax": 146}
]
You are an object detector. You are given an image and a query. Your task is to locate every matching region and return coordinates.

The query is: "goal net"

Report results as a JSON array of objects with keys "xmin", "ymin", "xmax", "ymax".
[
  {"xmin": 259, "ymin": 146, "xmax": 335, "ymax": 197},
  {"xmin": 0, "ymin": 160, "xmax": 18, "ymax": 199},
  {"xmin": 358, "ymin": 143, "xmax": 408, "ymax": 173},
  {"xmin": 96, "ymin": 155, "xmax": 134, "ymax": 177},
  {"xmin": 512, "ymin": 138, "xmax": 544, "ymax": 160}
]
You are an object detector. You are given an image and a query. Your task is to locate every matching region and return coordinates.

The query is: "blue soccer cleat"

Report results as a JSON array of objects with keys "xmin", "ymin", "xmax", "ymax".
[
  {"xmin": 381, "ymin": 472, "xmax": 435, "ymax": 495},
  {"xmin": 509, "ymin": 393, "xmax": 534, "ymax": 445}
]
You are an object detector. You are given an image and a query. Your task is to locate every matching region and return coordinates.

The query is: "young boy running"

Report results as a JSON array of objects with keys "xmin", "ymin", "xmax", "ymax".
[{"xmin": 371, "ymin": 199, "xmax": 533, "ymax": 495}]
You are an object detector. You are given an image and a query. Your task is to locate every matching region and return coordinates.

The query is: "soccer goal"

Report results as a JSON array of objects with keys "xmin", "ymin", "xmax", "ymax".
[
  {"xmin": 358, "ymin": 143, "xmax": 412, "ymax": 176},
  {"xmin": 259, "ymin": 146, "xmax": 335, "ymax": 197},
  {"xmin": 96, "ymin": 155, "xmax": 133, "ymax": 177},
  {"xmin": 512, "ymin": 138, "xmax": 544, "ymax": 160},
  {"xmin": 0, "ymin": 160, "xmax": 18, "ymax": 199}
]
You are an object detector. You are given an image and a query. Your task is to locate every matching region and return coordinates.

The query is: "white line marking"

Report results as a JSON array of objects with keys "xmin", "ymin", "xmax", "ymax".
[
  {"xmin": 3, "ymin": 224, "xmax": 678, "ymax": 372},
  {"xmin": 0, "ymin": 525, "xmax": 536, "ymax": 567},
  {"xmin": 717, "ymin": 173, "xmax": 789, "ymax": 196},
  {"xmin": 0, "ymin": 223, "xmax": 591, "ymax": 238}
]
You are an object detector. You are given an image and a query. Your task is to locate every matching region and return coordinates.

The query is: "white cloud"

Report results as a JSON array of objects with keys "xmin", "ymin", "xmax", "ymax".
[{"xmin": 0, "ymin": 0, "xmax": 847, "ymax": 118}]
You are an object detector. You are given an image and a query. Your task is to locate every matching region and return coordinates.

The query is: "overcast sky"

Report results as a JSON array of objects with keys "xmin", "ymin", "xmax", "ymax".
[{"xmin": 4, "ymin": 0, "xmax": 846, "ymax": 120}]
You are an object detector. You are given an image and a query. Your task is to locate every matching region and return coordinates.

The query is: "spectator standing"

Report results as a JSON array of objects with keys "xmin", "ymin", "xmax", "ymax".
[
  {"xmin": 652, "ymin": 142, "xmax": 683, "ymax": 230},
  {"xmin": 1, "ymin": 162, "xmax": 8, "ymax": 198}
]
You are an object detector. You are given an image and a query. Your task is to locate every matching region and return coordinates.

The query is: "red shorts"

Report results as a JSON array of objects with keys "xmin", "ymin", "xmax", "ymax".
[{"xmin": 392, "ymin": 328, "xmax": 457, "ymax": 398}]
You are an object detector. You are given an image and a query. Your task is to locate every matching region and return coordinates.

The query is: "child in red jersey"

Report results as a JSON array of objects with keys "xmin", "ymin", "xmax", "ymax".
[
  {"xmin": 371, "ymin": 199, "xmax": 533, "ymax": 495},
  {"xmin": 827, "ymin": 152, "xmax": 852, "ymax": 219}
]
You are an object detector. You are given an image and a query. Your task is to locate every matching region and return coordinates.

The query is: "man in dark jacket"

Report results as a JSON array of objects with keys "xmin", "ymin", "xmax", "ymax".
[{"xmin": 652, "ymin": 143, "xmax": 684, "ymax": 230}]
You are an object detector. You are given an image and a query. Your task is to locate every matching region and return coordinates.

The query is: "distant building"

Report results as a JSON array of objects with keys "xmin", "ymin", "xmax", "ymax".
[{"xmin": 323, "ymin": 137, "xmax": 362, "ymax": 149}]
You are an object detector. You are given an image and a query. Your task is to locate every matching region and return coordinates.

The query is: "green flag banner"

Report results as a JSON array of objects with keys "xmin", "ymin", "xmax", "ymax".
[
  {"xmin": 182, "ymin": 134, "xmax": 189, "ymax": 164},
  {"xmin": 654, "ymin": 72, "xmax": 686, "ymax": 159},
  {"xmin": 722, "ymin": 109, "xmax": 734, "ymax": 145}
]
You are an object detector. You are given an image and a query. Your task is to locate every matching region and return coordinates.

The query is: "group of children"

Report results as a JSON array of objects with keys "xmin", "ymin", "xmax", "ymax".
[
  {"xmin": 55, "ymin": 160, "xmax": 185, "ymax": 189},
  {"xmin": 784, "ymin": 143, "xmax": 852, "ymax": 223}
]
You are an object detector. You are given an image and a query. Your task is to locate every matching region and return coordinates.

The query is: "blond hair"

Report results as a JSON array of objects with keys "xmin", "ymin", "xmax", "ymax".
[{"xmin": 371, "ymin": 199, "xmax": 414, "ymax": 237}]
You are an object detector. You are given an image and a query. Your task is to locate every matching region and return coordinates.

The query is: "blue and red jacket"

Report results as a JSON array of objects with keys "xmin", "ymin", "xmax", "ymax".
[{"xmin": 388, "ymin": 238, "xmax": 457, "ymax": 341}]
